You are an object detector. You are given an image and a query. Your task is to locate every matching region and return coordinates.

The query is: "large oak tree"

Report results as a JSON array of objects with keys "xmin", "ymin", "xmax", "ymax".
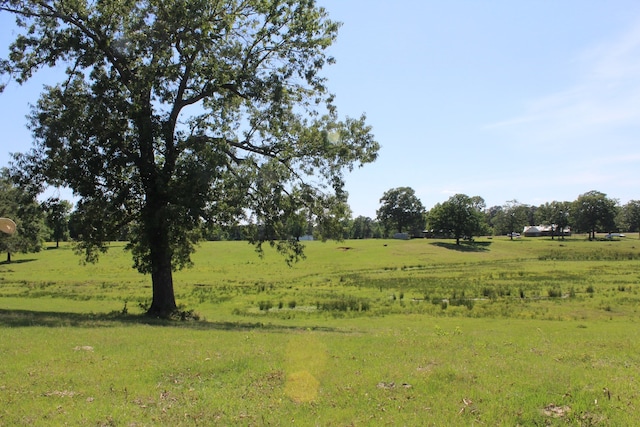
[
  {"xmin": 572, "ymin": 190, "xmax": 618, "ymax": 240},
  {"xmin": 376, "ymin": 187, "xmax": 425, "ymax": 237},
  {"xmin": 1, "ymin": 0, "xmax": 378, "ymax": 317},
  {"xmin": 427, "ymin": 194, "xmax": 485, "ymax": 245}
]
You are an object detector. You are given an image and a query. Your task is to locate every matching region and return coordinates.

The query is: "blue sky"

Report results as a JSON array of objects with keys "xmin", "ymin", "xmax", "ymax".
[{"xmin": 2, "ymin": 1, "xmax": 640, "ymax": 218}]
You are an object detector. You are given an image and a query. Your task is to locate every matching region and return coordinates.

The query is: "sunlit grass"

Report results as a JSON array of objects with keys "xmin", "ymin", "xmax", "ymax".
[{"xmin": 1, "ymin": 236, "xmax": 640, "ymax": 424}]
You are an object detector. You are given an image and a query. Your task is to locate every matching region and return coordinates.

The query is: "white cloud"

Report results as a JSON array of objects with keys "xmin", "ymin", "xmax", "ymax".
[{"xmin": 486, "ymin": 20, "xmax": 640, "ymax": 149}]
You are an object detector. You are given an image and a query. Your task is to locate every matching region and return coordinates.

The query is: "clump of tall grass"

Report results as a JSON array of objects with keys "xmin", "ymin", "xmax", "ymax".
[
  {"xmin": 431, "ymin": 297, "xmax": 474, "ymax": 310},
  {"xmin": 258, "ymin": 301, "xmax": 273, "ymax": 311},
  {"xmin": 317, "ymin": 296, "xmax": 370, "ymax": 312},
  {"xmin": 539, "ymin": 249, "xmax": 640, "ymax": 261},
  {"xmin": 547, "ymin": 287, "xmax": 563, "ymax": 298}
]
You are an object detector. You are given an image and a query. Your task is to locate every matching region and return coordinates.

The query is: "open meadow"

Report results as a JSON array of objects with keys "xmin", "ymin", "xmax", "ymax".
[{"xmin": 1, "ymin": 236, "xmax": 640, "ymax": 426}]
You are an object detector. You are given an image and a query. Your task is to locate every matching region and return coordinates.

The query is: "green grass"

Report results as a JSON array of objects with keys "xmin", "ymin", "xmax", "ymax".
[{"xmin": 1, "ymin": 236, "xmax": 640, "ymax": 425}]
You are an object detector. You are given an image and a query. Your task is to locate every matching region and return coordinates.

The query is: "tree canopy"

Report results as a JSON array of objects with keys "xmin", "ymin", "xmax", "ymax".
[
  {"xmin": 492, "ymin": 200, "xmax": 529, "ymax": 238},
  {"xmin": 42, "ymin": 197, "xmax": 72, "ymax": 247},
  {"xmin": 572, "ymin": 191, "xmax": 618, "ymax": 240},
  {"xmin": 534, "ymin": 201, "xmax": 571, "ymax": 240},
  {"xmin": 376, "ymin": 187, "xmax": 425, "ymax": 236},
  {"xmin": 1, "ymin": 0, "xmax": 379, "ymax": 317},
  {"xmin": 619, "ymin": 200, "xmax": 640, "ymax": 239},
  {"xmin": 0, "ymin": 168, "xmax": 45, "ymax": 262},
  {"xmin": 427, "ymin": 193, "xmax": 485, "ymax": 245}
]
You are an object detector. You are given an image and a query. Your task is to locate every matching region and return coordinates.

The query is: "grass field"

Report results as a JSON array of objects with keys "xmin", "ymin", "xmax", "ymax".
[{"xmin": 1, "ymin": 236, "xmax": 640, "ymax": 425}]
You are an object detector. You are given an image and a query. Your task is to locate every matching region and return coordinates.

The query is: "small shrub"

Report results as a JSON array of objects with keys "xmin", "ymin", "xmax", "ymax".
[
  {"xmin": 586, "ymin": 285, "xmax": 595, "ymax": 294},
  {"xmin": 288, "ymin": 300, "xmax": 297, "ymax": 309},
  {"xmin": 482, "ymin": 287, "xmax": 497, "ymax": 300},
  {"xmin": 319, "ymin": 296, "xmax": 370, "ymax": 312},
  {"xmin": 258, "ymin": 301, "xmax": 273, "ymax": 311},
  {"xmin": 449, "ymin": 298, "xmax": 474, "ymax": 310},
  {"xmin": 548, "ymin": 288, "xmax": 562, "ymax": 298}
]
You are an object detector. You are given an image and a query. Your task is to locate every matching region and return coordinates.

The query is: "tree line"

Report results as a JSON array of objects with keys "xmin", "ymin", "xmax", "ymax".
[
  {"xmin": 3, "ymin": 173, "xmax": 638, "ymax": 265},
  {"xmin": 372, "ymin": 187, "xmax": 638, "ymax": 244}
]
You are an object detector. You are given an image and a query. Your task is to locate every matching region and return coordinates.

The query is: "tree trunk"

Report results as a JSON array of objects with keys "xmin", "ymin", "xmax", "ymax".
[
  {"xmin": 135, "ymin": 104, "xmax": 178, "ymax": 318},
  {"xmin": 148, "ymin": 250, "xmax": 177, "ymax": 317},
  {"xmin": 5, "ymin": 252, "xmax": 10, "ymax": 263},
  {"xmin": 144, "ymin": 189, "xmax": 178, "ymax": 317},
  {"xmin": 146, "ymin": 225, "xmax": 178, "ymax": 317}
]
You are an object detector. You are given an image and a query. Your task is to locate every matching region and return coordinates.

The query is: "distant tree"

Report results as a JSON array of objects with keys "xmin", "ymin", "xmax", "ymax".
[
  {"xmin": 352, "ymin": 217, "xmax": 383, "ymax": 238},
  {"xmin": 0, "ymin": 168, "xmax": 46, "ymax": 262},
  {"xmin": 376, "ymin": 187, "xmax": 425, "ymax": 237},
  {"xmin": 2, "ymin": 0, "xmax": 378, "ymax": 317},
  {"xmin": 572, "ymin": 191, "xmax": 618, "ymax": 240},
  {"xmin": 350, "ymin": 215, "xmax": 377, "ymax": 239},
  {"xmin": 535, "ymin": 201, "xmax": 571, "ymax": 240},
  {"xmin": 42, "ymin": 197, "xmax": 73, "ymax": 247},
  {"xmin": 493, "ymin": 200, "xmax": 529, "ymax": 238},
  {"xmin": 619, "ymin": 200, "xmax": 640, "ymax": 239},
  {"xmin": 285, "ymin": 209, "xmax": 310, "ymax": 241},
  {"xmin": 534, "ymin": 202, "xmax": 552, "ymax": 225},
  {"xmin": 469, "ymin": 196, "xmax": 491, "ymax": 235},
  {"xmin": 427, "ymin": 194, "xmax": 485, "ymax": 245},
  {"xmin": 485, "ymin": 205, "xmax": 503, "ymax": 232},
  {"xmin": 526, "ymin": 205, "xmax": 537, "ymax": 227},
  {"xmin": 310, "ymin": 197, "xmax": 352, "ymax": 241}
]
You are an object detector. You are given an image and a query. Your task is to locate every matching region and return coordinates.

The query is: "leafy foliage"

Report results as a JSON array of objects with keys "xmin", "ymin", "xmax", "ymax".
[
  {"xmin": 619, "ymin": 200, "xmax": 640, "ymax": 238},
  {"xmin": 572, "ymin": 190, "xmax": 618, "ymax": 240},
  {"xmin": 376, "ymin": 187, "xmax": 425, "ymax": 236},
  {"xmin": 534, "ymin": 201, "xmax": 571, "ymax": 239},
  {"xmin": 491, "ymin": 199, "xmax": 529, "ymax": 237},
  {"xmin": 1, "ymin": 0, "xmax": 378, "ymax": 316},
  {"xmin": 426, "ymin": 194, "xmax": 485, "ymax": 244},
  {"xmin": 41, "ymin": 197, "xmax": 72, "ymax": 247},
  {"xmin": 0, "ymin": 168, "xmax": 46, "ymax": 261}
]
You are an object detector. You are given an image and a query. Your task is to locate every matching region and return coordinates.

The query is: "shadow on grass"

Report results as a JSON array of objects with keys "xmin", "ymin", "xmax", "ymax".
[
  {"xmin": 0, "ymin": 308, "xmax": 340, "ymax": 333},
  {"xmin": 0, "ymin": 258, "xmax": 38, "ymax": 265},
  {"xmin": 430, "ymin": 241, "xmax": 491, "ymax": 252}
]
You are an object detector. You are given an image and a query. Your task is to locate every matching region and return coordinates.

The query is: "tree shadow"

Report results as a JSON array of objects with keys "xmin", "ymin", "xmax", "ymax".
[
  {"xmin": 430, "ymin": 241, "xmax": 491, "ymax": 252},
  {"xmin": 0, "ymin": 258, "xmax": 38, "ymax": 265},
  {"xmin": 0, "ymin": 308, "xmax": 341, "ymax": 333}
]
